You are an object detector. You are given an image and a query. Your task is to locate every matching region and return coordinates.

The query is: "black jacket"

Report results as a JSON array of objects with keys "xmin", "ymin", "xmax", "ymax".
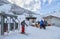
[{"xmin": 21, "ymin": 21, "xmax": 27, "ymax": 26}]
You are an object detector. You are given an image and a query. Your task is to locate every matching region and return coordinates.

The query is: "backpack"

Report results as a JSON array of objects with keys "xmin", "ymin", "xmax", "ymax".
[
  {"xmin": 21, "ymin": 21, "xmax": 23, "ymax": 25},
  {"xmin": 21, "ymin": 21, "xmax": 25, "ymax": 25}
]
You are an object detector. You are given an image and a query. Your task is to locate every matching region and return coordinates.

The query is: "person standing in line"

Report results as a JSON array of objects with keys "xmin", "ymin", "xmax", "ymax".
[
  {"xmin": 43, "ymin": 20, "xmax": 48, "ymax": 29},
  {"xmin": 40, "ymin": 20, "xmax": 44, "ymax": 29},
  {"xmin": 21, "ymin": 20, "xmax": 28, "ymax": 34}
]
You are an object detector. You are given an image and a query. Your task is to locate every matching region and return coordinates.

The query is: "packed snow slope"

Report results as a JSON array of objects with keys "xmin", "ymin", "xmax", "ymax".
[{"xmin": 1, "ymin": 26, "xmax": 60, "ymax": 39}]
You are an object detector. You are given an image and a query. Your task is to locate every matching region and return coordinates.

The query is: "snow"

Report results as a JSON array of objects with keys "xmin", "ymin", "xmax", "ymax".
[
  {"xmin": 0, "ymin": 26, "xmax": 60, "ymax": 39},
  {"xmin": 0, "ymin": 0, "xmax": 60, "ymax": 39},
  {"xmin": 0, "ymin": 4, "xmax": 11, "ymax": 13},
  {"xmin": 7, "ymin": 0, "xmax": 41, "ymax": 12}
]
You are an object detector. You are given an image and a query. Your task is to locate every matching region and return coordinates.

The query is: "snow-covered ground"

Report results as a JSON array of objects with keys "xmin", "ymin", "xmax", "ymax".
[{"xmin": 0, "ymin": 26, "xmax": 60, "ymax": 39}]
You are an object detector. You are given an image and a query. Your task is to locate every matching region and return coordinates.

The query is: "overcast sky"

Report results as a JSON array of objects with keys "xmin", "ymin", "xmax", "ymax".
[{"xmin": 7, "ymin": 0, "xmax": 60, "ymax": 14}]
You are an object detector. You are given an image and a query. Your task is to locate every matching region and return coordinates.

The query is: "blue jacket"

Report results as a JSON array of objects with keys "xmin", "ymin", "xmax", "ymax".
[{"xmin": 40, "ymin": 20, "xmax": 43, "ymax": 26}]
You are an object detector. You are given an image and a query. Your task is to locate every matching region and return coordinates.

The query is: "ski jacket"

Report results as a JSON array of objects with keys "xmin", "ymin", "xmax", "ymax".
[
  {"xmin": 21, "ymin": 21, "xmax": 28, "ymax": 26},
  {"xmin": 40, "ymin": 20, "xmax": 43, "ymax": 26}
]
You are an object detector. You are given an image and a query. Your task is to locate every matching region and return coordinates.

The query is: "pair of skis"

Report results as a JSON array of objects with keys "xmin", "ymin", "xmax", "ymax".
[{"xmin": 20, "ymin": 32, "xmax": 29, "ymax": 36}]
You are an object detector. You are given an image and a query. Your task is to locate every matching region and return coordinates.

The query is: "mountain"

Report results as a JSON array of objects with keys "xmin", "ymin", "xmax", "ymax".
[{"xmin": 0, "ymin": 0, "xmax": 10, "ymax": 5}]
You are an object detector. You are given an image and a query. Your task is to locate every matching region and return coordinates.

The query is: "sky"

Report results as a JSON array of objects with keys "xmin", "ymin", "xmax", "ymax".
[
  {"xmin": 7, "ymin": 0, "xmax": 60, "ymax": 14},
  {"xmin": 40, "ymin": 0, "xmax": 60, "ymax": 14}
]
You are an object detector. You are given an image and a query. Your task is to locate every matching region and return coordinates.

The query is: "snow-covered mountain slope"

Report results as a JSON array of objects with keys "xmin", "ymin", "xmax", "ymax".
[
  {"xmin": 7, "ymin": 0, "xmax": 41, "ymax": 12},
  {"xmin": 7, "ymin": 0, "xmax": 60, "ymax": 14},
  {"xmin": 1, "ymin": 26, "xmax": 60, "ymax": 39},
  {"xmin": 0, "ymin": 4, "xmax": 11, "ymax": 13},
  {"xmin": 0, "ymin": 0, "xmax": 10, "ymax": 5}
]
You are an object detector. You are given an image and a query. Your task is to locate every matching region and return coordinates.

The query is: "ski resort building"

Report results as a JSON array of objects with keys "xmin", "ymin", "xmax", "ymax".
[
  {"xmin": 0, "ymin": 11, "xmax": 18, "ymax": 35},
  {"xmin": 43, "ymin": 12, "xmax": 60, "ymax": 27}
]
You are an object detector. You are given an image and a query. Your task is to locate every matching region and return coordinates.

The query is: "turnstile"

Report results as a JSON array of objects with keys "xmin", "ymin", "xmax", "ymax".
[
  {"xmin": 15, "ymin": 23, "xmax": 18, "ymax": 29},
  {"xmin": 10, "ymin": 23, "xmax": 14, "ymax": 31},
  {"xmin": 3, "ymin": 23, "xmax": 8, "ymax": 32}
]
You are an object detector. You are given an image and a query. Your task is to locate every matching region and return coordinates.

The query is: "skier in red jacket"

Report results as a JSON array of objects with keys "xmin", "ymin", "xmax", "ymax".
[{"xmin": 21, "ymin": 20, "xmax": 28, "ymax": 34}]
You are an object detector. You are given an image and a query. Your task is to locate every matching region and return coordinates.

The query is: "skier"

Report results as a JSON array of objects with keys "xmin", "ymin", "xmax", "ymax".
[
  {"xmin": 43, "ymin": 20, "xmax": 48, "ymax": 29},
  {"xmin": 40, "ymin": 20, "xmax": 44, "ymax": 29},
  {"xmin": 21, "ymin": 20, "xmax": 28, "ymax": 34},
  {"xmin": 44, "ymin": 20, "xmax": 48, "ymax": 26}
]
